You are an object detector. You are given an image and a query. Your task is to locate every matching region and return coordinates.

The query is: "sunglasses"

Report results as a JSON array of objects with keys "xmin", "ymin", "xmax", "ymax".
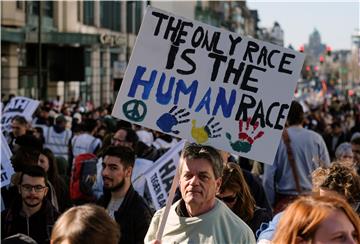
[{"xmin": 217, "ymin": 195, "xmax": 237, "ymax": 203}]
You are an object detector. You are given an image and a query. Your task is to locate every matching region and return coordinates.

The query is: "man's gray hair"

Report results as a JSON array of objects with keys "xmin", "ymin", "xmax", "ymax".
[
  {"xmin": 179, "ymin": 143, "xmax": 223, "ymax": 179},
  {"xmin": 335, "ymin": 142, "xmax": 353, "ymax": 160}
]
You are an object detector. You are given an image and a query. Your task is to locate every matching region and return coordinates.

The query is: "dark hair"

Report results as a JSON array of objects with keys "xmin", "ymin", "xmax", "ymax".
[
  {"xmin": 40, "ymin": 148, "xmax": 66, "ymax": 205},
  {"xmin": 11, "ymin": 135, "xmax": 43, "ymax": 172},
  {"xmin": 287, "ymin": 101, "xmax": 304, "ymax": 126},
  {"xmin": 11, "ymin": 115, "xmax": 28, "ymax": 125},
  {"xmin": 82, "ymin": 118, "xmax": 97, "ymax": 132},
  {"xmin": 351, "ymin": 136, "xmax": 360, "ymax": 146},
  {"xmin": 116, "ymin": 120, "xmax": 132, "ymax": 129},
  {"xmin": 179, "ymin": 143, "xmax": 223, "ymax": 179},
  {"xmin": 117, "ymin": 127, "xmax": 139, "ymax": 146},
  {"xmin": 19, "ymin": 165, "xmax": 47, "ymax": 185},
  {"xmin": 103, "ymin": 145, "xmax": 135, "ymax": 168},
  {"xmin": 219, "ymin": 162, "xmax": 256, "ymax": 221}
]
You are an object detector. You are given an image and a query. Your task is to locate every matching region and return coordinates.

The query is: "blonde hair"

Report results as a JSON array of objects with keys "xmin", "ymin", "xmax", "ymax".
[
  {"xmin": 311, "ymin": 167, "xmax": 329, "ymax": 193},
  {"xmin": 272, "ymin": 194, "xmax": 360, "ymax": 244},
  {"xmin": 51, "ymin": 204, "xmax": 120, "ymax": 244}
]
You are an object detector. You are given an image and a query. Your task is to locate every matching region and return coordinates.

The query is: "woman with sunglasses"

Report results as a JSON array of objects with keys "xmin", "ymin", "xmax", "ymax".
[{"xmin": 217, "ymin": 162, "xmax": 272, "ymax": 235}]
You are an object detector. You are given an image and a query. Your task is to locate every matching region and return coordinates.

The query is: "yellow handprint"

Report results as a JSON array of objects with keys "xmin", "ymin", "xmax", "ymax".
[
  {"xmin": 191, "ymin": 117, "xmax": 222, "ymax": 144},
  {"xmin": 191, "ymin": 120, "xmax": 208, "ymax": 144}
]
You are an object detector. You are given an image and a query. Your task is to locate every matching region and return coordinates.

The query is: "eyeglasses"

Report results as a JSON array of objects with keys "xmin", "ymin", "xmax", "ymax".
[
  {"xmin": 217, "ymin": 195, "xmax": 237, "ymax": 203},
  {"xmin": 112, "ymin": 137, "xmax": 126, "ymax": 143},
  {"xmin": 21, "ymin": 184, "xmax": 47, "ymax": 192}
]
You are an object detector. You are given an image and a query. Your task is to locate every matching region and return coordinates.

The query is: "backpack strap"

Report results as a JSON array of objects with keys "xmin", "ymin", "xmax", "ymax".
[{"xmin": 282, "ymin": 128, "xmax": 302, "ymax": 194}]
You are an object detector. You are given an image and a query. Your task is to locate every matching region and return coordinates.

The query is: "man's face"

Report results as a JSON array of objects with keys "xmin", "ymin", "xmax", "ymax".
[
  {"xmin": 112, "ymin": 130, "xmax": 132, "ymax": 148},
  {"xmin": 179, "ymin": 158, "xmax": 222, "ymax": 215},
  {"xmin": 102, "ymin": 155, "xmax": 131, "ymax": 192},
  {"xmin": 19, "ymin": 175, "xmax": 48, "ymax": 208},
  {"xmin": 11, "ymin": 120, "xmax": 27, "ymax": 137},
  {"xmin": 352, "ymin": 143, "xmax": 360, "ymax": 166}
]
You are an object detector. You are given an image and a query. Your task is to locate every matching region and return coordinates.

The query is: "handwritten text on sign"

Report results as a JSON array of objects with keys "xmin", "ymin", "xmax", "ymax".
[
  {"xmin": 145, "ymin": 140, "xmax": 184, "ymax": 210},
  {"xmin": 112, "ymin": 7, "xmax": 305, "ymax": 164},
  {"xmin": 1, "ymin": 96, "xmax": 40, "ymax": 134}
]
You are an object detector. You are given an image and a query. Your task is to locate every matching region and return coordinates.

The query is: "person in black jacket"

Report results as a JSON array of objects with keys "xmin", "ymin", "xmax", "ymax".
[
  {"xmin": 98, "ymin": 146, "xmax": 153, "ymax": 244},
  {"xmin": 1, "ymin": 165, "xmax": 59, "ymax": 244}
]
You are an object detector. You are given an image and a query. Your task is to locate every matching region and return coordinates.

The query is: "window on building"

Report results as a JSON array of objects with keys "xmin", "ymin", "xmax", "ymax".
[
  {"xmin": 83, "ymin": 1, "xmax": 94, "ymax": 26},
  {"xmin": 77, "ymin": 1, "xmax": 81, "ymax": 22},
  {"xmin": 44, "ymin": 1, "xmax": 53, "ymax": 18},
  {"xmin": 84, "ymin": 50, "xmax": 91, "ymax": 67},
  {"xmin": 32, "ymin": 1, "xmax": 39, "ymax": 15},
  {"xmin": 29, "ymin": 1, "xmax": 52, "ymax": 17},
  {"xmin": 100, "ymin": 1, "xmax": 121, "ymax": 31},
  {"xmin": 126, "ymin": 1, "xmax": 142, "ymax": 34},
  {"xmin": 16, "ymin": 1, "xmax": 23, "ymax": 10}
]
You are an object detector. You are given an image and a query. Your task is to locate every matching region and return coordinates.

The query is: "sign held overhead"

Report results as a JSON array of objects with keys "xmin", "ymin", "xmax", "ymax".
[{"xmin": 112, "ymin": 7, "xmax": 305, "ymax": 164}]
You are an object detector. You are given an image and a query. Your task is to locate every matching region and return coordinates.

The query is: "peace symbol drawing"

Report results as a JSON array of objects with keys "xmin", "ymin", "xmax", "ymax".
[{"xmin": 122, "ymin": 99, "xmax": 147, "ymax": 122}]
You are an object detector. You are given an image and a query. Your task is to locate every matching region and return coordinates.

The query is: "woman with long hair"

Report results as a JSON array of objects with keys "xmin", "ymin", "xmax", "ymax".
[
  {"xmin": 217, "ymin": 162, "xmax": 272, "ymax": 234},
  {"xmin": 38, "ymin": 148, "xmax": 71, "ymax": 212},
  {"xmin": 272, "ymin": 194, "xmax": 360, "ymax": 244}
]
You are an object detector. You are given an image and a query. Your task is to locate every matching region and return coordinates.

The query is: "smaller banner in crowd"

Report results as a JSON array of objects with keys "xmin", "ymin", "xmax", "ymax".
[
  {"xmin": 112, "ymin": 7, "xmax": 305, "ymax": 164},
  {"xmin": 1, "ymin": 96, "xmax": 40, "ymax": 133},
  {"xmin": 1, "ymin": 133, "xmax": 14, "ymax": 187},
  {"xmin": 145, "ymin": 140, "xmax": 185, "ymax": 210}
]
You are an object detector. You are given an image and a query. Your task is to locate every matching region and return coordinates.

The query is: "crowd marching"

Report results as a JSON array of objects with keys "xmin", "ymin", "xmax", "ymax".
[{"xmin": 1, "ymin": 94, "xmax": 360, "ymax": 244}]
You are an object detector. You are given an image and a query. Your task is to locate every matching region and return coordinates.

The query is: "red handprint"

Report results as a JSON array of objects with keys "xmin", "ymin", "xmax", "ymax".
[{"xmin": 238, "ymin": 117, "xmax": 264, "ymax": 144}]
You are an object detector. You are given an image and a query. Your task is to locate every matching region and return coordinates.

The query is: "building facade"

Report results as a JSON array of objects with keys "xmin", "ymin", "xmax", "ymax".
[{"xmin": 1, "ymin": 1, "xmax": 145, "ymax": 106}]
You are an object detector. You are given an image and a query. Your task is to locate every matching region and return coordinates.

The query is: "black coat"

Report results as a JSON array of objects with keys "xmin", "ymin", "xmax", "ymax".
[
  {"xmin": 1, "ymin": 197, "xmax": 59, "ymax": 244},
  {"xmin": 98, "ymin": 185, "xmax": 154, "ymax": 244}
]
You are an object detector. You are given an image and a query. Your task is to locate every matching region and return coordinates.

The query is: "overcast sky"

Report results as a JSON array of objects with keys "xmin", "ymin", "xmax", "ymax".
[{"xmin": 247, "ymin": 0, "xmax": 360, "ymax": 50}]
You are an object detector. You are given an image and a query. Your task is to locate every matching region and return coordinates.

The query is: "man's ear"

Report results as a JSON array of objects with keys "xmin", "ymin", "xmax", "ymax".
[
  {"xmin": 18, "ymin": 185, "xmax": 21, "ymax": 194},
  {"xmin": 215, "ymin": 177, "xmax": 222, "ymax": 192},
  {"xmin": 126, "ymin": 166, "xmax": 133, "ymax": 178},
  {"xmin": 44, "ymin": 187, "xmax": 49, "ymax": 196}
]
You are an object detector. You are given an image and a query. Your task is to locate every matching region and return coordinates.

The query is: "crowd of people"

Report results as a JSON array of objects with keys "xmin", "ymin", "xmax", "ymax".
[{"xmin": 1, "ymin": 94, "xmax": 360, "ymax": 244}]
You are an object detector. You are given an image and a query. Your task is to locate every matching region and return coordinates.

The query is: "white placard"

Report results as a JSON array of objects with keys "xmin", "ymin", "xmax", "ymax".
[
  {"xmin": 1, "ymin": 96, "xmax": 40, "ymax": 134},
  {"xmin": 112, "ymin": 7, "xmax": 305, "ymax": 164},
  {"xmin": 1, "ymin": 133, "xmax": 14, "ymax": 187},
  {"xmin": 144, "ymin": 140, "xmax": 185, "ymax": 210}
]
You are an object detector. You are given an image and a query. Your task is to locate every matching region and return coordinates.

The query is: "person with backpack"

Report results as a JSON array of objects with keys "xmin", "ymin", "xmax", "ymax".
[
  {"xmin": 98, "ymin": 145, "xmax": 153, "ymax": 244},
  {"xmin": 71, "ymin": 118, "xmax": 102, "ymax": 158}
]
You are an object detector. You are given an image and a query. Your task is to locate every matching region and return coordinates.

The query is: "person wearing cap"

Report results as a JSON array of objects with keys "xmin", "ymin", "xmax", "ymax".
[{"xmin": 42, "ymin": 115, "xmax": 72, "ymax": 162}]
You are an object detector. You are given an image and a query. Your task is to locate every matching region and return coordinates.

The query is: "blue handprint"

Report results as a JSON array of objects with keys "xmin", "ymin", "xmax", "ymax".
[{"xmin": 156, "ymin": 106, "xmax": 190, "ymax": 134}]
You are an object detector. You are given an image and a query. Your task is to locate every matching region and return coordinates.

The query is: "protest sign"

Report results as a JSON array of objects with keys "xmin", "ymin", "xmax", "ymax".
[
  {"xmin": 144, "ymin": 140, "xmax": 185, "ymax": 210},
  {"xmin": 1, "ymin": 133, "xmax": 14, "ymax": 187},
  {"xmin": 112, "ymin": 7, "xmax": 305, "ymax": 164},
  {"xmin": 1, "ymin": 96, "xmax": 40, "ymax": 134}
]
